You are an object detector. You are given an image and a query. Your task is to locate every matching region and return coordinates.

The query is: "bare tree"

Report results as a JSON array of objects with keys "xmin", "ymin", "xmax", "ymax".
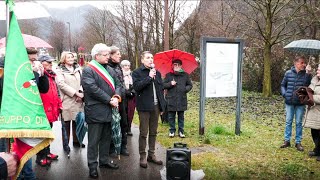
[
  {"xmin": 229, "ymin": 0, "xmax": 304, "ymax": 97},
  {"xmin": 83, "ymin": 7, "xmax": 117, "ymax": 46},
  {"xmin": 19, "ymin": 19, "xmax": 39, "ymax": 36},
  {"xmin": 48, "ymin": 19, "xmax": 67, "ymax": 57}
]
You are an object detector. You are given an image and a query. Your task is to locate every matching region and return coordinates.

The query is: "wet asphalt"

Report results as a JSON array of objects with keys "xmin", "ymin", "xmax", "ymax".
[{"xmin": 32, "ymin": 121, "xmax": 166, "ymax": 180}]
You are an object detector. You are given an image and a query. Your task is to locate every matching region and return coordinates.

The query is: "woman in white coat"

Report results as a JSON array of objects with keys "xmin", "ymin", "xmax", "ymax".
[
  {"xmin": 56, "ymin": 51, "xmax": 84, "ymax": 148},
  {"xmin": 304, "ymin": 65, "xmax": 320, "ymax": 161}
]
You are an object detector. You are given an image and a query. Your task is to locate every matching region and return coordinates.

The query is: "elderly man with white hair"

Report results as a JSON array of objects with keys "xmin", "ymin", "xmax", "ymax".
[{"xmin": 81, "ymin": 43, "xmax": 122, "ymax": 178}]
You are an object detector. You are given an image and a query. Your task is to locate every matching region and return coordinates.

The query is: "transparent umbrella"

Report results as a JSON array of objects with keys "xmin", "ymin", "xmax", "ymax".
[
  {"xmin": 284, "ymin": 39, "xmax": 320, "ymax": 55},
  {"xmin": 0, "ymin": 1, "xmax": 50, "ymax": 20}
]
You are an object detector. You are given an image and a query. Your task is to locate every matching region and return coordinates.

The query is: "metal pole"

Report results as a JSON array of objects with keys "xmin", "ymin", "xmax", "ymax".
[
  {"xmin": 6, "ymin": 0, "xmax": 10, "ymax": 43},
  {"xmin": 235, "ymin": 40, "xmax": 244, "ymax": 135},
  {"xmin": 164, "ymin": 0, "xmax": 169, "ymax": 50},
  {"xmin": 5, "ymin": 0, "xmax": 10, "ymax": 152},
  {"xmin": 66, "ymin": 22, "xmax": 71, "ymax": 52},
  {"xmin": 199, "ymin": 37, "xmax": 206, "ymax": 135}
]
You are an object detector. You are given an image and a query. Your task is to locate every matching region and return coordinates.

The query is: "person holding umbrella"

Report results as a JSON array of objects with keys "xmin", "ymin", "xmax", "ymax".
[
  {"xmin": 163, "ymin": 59, "xmax": 193, "ymax": 138},
  {"xmin": 280, "ymin": 56, "xmax": 312, "ymax": 151},
  {"xmin": 132, "ymin": 51, "xmax": 166, "ymax": 168},
  {"xmin": 81, "ymin": 43, "xmax": 121, "ymax": 178},
  {"xmin": 303, "ymin": 65, "xmax": 320, "ymax": 161},
  {"xmin": 107, "ymin": 46, "xmax": 129, "ymax": 156}
]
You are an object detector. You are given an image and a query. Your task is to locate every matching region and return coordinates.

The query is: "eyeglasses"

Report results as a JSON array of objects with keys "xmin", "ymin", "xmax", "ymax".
[{"xmin": 173, "ymin": 63, "xmax": 181, "ymax": 66}]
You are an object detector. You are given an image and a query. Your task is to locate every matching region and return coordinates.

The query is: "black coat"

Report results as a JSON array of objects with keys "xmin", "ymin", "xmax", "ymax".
[
  {"xmin": 81, "ymin": 64, "xmax": 121, "ymax": 124},
  {"xmin": 132, "ymin": 65, "xmax": 166, "ymax": 112},
  {"xmin": 163, "ymin": 71, "xmax": 192, "ymax": 111},
  {"xmin": 107, "ymin": 61, "xmax": 128, "ymax": 128},
  {"xmin": 107, "ymin": 61, "xmax": 126, "ymax": 98}
]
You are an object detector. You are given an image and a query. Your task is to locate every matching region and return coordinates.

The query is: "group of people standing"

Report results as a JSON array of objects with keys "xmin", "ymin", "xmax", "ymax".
[
  {"xmin": 0, "ymin": 42, "xmax": 194, "ymax": 179},
  {"xmin": 281, "ymin": 55, "xmax": 320, "ymax": 161},
  {"xmin": 82, "ymin": 44, "xmax": 193, "ymax": 178}
]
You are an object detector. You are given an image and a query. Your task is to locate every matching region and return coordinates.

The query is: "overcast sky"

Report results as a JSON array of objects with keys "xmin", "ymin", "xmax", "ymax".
[
  {"xmin": 37, "ymin": 1, "xmax": 117, "ymax": 9},
  {"xmin": 37, "ymin": 1, "xmax": 118, "ymax": 13},
  {"xmin": 37, "ymin": 1, "xmax": 198, "ymax": 18}
]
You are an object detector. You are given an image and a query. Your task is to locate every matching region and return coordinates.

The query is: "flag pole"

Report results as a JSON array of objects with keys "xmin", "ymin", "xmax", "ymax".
[
  {"xmin": 5, "ymin": 0, "xmax": 12, "ymax": 153},
  {"xmin": 6, "ymin": 0, "xmax": 11, "ymax": 43}
]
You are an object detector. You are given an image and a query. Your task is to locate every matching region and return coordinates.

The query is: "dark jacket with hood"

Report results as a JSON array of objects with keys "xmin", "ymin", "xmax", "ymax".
[{"xmin": 281, "ymin": 66, "xmax": 312, "ymax": 105}]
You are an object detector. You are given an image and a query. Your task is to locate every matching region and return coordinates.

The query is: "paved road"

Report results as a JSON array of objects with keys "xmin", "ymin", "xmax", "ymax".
[{"xmin": 32, "ymin": 122, "xmax": 166, "ymax": 180}]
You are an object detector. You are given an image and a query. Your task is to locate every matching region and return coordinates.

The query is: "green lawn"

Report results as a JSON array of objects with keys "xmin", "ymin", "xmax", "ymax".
[{"xmin": 133, "ymin": 82, "xmax": 320, "ymax": 179}]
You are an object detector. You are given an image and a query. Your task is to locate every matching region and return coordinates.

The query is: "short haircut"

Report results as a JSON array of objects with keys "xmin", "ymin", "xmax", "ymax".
[
  {"xmin": 26, "ymin": 48, "xmax": 38, "ymax": 55},
  {"xmin": 294, "ymin": 56, "xmax": 306, "ymax": 62},
  {"xmin": 110, "ymin": 46, "xmax": 120, "ymax": 55},
  {"xmin": 140, "ymin": 51, "xmax": 152, "ymax": 60},
  {"xmin": 59, "ymin": 51, "xmax": 73, "ymax": 64},
  {"xmin": 91, "ymin": 43, "xmax": 110, "ymax": 58}
]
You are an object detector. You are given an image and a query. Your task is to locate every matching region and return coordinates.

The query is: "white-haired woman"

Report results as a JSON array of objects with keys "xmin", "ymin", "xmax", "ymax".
[
  {"xmin": 56, "ymin": 51, "xmax": 84, "ymax": 149},
  {"xmin": 120, "ymin": 60, "xmax": 136, "ymax": 136}
]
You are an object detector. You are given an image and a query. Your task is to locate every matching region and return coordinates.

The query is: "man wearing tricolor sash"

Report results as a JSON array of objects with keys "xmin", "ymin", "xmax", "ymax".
[{"xmin": 81, "ymin": 43, "xmax": 122, "ymax": 179}]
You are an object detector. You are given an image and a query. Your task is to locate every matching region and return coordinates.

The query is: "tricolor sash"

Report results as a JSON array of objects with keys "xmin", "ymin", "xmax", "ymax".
[{"xmin": 88, "ymin": 60, "xmax": 115, "ymax": 91}]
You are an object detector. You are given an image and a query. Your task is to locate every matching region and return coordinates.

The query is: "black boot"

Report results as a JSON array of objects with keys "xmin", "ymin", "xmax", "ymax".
[{"xmin": 120, "ymin": 147, "xmax": 129, "ymax": 156}]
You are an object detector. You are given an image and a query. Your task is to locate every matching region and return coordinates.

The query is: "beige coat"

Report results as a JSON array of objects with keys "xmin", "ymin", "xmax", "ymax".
[
  {"xmin": 56, "ymin": 64, "xmax": 83, "ymax": 121},
  {"xmin": 304, "ymin": 76, "xmax": 320, "ymax": 129}
]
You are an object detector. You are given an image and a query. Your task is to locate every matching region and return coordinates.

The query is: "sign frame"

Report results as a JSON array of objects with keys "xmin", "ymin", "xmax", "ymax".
[{"xmin": 199, "ymin": 37, "xmax": 244, "ymax": 135}]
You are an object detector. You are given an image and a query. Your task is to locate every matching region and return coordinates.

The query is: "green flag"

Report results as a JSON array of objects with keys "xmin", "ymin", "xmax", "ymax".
[{"xmin": 0, "ymin": 10, "xmax": 54, "ymax": 179}]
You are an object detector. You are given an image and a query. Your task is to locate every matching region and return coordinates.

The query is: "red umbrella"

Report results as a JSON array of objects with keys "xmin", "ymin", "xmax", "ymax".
[
  {"xmin": 153, "ymin": 49, "xmax": 198, "ymax": 76},
  {"xmin": 0, "ymin": 34, "xmax": 53, "ymax": 49}
]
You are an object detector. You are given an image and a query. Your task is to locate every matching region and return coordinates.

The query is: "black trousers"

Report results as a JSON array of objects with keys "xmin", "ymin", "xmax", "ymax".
[
  {"xmin": 87, "ymin": 122, "xmax": 112, "ymax": 170},
  {"xmin": 311, "ymin": 128, "xmax": 320, "ymax": 154}
]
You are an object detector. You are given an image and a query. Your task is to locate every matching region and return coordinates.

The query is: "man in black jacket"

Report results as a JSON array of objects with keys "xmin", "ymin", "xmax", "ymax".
[
  {"xmin": 132, "ymin": 51, "xmax": 166, "ymax": 168},
  {"xmin": 82, "ymin": 43, "xmax": 122, "ymax": 179}
]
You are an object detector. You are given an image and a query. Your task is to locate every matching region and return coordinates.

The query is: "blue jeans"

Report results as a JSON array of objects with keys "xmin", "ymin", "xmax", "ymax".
[
  {"xmin": 168, "ymin": 111, "xmax": 185, "ymax": 134},
  {"xmin": 284, "ymin": 104, "xmax": 306, "ymax": 144},
  {"xmin": 18, "ymin": 159, "xmax": 36, "ymax": 180}
]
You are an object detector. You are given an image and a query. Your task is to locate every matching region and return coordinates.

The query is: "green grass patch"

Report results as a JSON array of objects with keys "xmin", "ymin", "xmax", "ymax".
[{"xmin": 132, "ymin": 81, "xmax": 320, "ymax": 179}]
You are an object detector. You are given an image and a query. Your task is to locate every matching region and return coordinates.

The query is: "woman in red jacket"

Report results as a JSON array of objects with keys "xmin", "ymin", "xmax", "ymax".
[{"xmin": 36, "ymin": 55, "xmax": 62, "ymax": 167}]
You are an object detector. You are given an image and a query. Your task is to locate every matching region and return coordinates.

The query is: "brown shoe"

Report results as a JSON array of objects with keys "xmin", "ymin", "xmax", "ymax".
[
  {"xmin": 280, "ymin": 141, "xmax": 290, "ymax": 148},
  {"xmin": 295, "ymin": 143, "xmax": 304, "ymax": 151},
  {"xmin": 140, "ymin": 157, "xmax": 147, "ymax": 168},
  {"xmin": 147, "ymin": 155, "xmax": 163, "ymax": 165},
  {"xmin": 309, "ymin": 151, "xmax": 319, "ymax": 157},
  {"xmin": 316, "ymin": 156, "xmax": 320, "ymax": 161}
]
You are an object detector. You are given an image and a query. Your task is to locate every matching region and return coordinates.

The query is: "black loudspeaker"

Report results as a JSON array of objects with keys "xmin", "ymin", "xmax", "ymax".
[{"xmin": 166, "ymin": 143, "xmax": 191, "ymax": 180}]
